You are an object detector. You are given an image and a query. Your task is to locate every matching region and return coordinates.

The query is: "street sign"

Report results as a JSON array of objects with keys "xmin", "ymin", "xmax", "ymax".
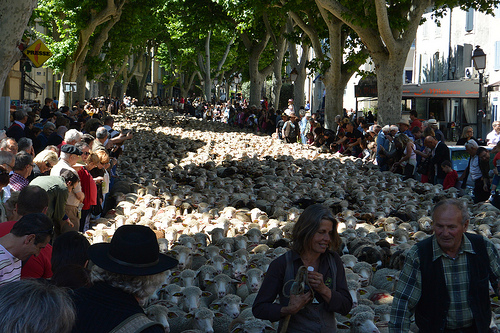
[
  {"xmin": 23, "ymin": 39, "xmax": 52, "ymax": 68},
  {"xmin": 63, "ymin": 82, "xmax": 77, "ymax": 93}
]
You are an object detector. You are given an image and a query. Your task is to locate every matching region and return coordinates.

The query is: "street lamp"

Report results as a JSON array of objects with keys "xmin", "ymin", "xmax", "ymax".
[
  {"xmin": 233, "ymin": 75, "xmax": 241, "ymax": 101},
  {"xmin": 472, "ymin": 45, "xmax": 486, "ymax": 140}
]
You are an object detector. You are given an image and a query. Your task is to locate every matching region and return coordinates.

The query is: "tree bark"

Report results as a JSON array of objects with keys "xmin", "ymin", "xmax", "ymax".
[
  {"xmin": 138, "ymin": 53, "xmax": 151, "ymax": 101},
  {"xmin": 0, "ymin": 0, "xmax": 38, "ymax": 98}
]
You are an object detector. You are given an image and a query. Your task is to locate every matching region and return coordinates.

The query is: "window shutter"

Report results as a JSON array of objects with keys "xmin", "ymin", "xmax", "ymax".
[
  {"xmin": 495, "ymin": 41, "xmax": 500, "ymax": 71},
  {"xmin": 465, "ymin": 8, "xmax": 474, "ymax": 32}
]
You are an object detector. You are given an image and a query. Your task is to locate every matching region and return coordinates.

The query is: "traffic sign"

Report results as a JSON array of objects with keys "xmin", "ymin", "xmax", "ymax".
[{"xmin": 23, "ymin": 39, "xmax": 52, "ymax": 68}]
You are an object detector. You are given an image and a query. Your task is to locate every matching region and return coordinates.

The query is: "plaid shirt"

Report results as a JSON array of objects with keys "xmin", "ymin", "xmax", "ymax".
[
  {"xmin": 389, "ymin": 235, "xmax": 500, "ymax": 332},
  {"xmin": 9, "ymin": 172, "xmax": 29, "ymax": 192}
]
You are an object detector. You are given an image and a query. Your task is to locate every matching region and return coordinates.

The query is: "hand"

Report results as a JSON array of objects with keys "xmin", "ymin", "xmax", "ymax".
[
  {"xmin": 484, "ymin": 183, "xmax": 489, "ymax": 192},
  {"xmin": 64, "ymin": 218, "xmax": 74, "ymax": 228},
  {"xmin": 308, "ymin": 271, "xmax": 328, "ymax": 294},
  {"xmin": 283, "ymin": 291, "xmax": 312, "ymax": 315}
]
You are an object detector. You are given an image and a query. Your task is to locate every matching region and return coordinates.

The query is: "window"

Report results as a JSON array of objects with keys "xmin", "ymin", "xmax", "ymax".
[
  {"xmin": 465, "ymin": 8, "xmax": 474, "ymax": 32},
  {"xmin": 495, "ymin": 41, "xmax": 500, "ymax": 71}
]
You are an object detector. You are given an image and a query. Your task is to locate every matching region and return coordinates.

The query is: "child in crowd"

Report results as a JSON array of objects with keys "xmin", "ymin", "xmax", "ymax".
[
  {"xmin": 442, "ymin": 160, "xmax": 458, "ymax": 190},
  {"xmin": 489, "ymin": 143, "xmax": 500, "ymax": 201}
]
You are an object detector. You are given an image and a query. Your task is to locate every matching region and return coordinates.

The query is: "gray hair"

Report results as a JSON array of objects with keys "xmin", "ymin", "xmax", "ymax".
[
  {"xmin": 465, "ymin": 139, "xmax": 478, "ymax": 149},
  {"xmin": 0, "ymin": 151, "xmax": 14, "ymax": 165},
  {"xmin": 43, "ymin": 122, "xmax": 56, "ymax": 131},
  {"xmin": 14, "ymin": 110, "xmax": 27, "ymax": 121},
  {"xmin": 13, "ymin": 151, "xmax": 33, "ymax": 171},
  {"xmin": 91, "ymin": 265, "xmax": 166, "ymax": 303},
  {"xmin": 431, "ymin": 199, "xmax": 469, "ymax": 225},
  {"xmin": 96, "ymin": 127, "xmax": 109, "ymax": 140},
  {"xmin": 18, "ymin": 137, "xmax": 33, "ymax": 153},
  {"xmin": 0, "ymin": 279, "xmax": 75, "ymax": 333},
  {"xmin": 60, "ymin": 151, "xmax": 71, "ymax": 161},
  {"xmin": 64, "ymin": 129, "xmax": 82, "ymax": 144},
  {"xmin": 493, "ymin": 121, "xmax": 500, "ymax": 127},
  {"xmin": 74, "ymin": 141, "xmax": 89, "ymax": 152},
  {"xmin": 0, "ymin": 138, "xmax": 17, "ymax": 150}
]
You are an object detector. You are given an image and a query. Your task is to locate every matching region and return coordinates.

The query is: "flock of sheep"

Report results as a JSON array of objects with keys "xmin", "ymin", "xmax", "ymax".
[{"xmin": 86, "ymin": 107, "xmax": 500, "ymax": 333}]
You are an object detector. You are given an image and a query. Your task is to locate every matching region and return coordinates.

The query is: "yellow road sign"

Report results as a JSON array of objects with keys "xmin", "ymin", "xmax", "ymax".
[{"xmin": 23, "ymin": 39, "xmax": 52, "ymax": 68}]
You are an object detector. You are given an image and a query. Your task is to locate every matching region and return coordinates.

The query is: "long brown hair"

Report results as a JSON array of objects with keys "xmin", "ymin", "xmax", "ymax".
[{"xmin": 291, "ymin": 204, "xmax": 340, "ymax": 254}]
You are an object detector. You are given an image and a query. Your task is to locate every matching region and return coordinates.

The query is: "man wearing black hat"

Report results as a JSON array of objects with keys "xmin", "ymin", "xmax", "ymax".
[
  {"xmin": 71, "ymin": 225, "xmax": 178, "ymax": 333},
  {"xmin": 50, "ymin": 145, "xmax": 84, "ymax": 233}
]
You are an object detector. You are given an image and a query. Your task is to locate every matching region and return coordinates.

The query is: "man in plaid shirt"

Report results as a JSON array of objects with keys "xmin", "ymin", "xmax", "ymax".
[{"xmin": 389, "ymin": 199, "xmax": 500, "ymax": 332}]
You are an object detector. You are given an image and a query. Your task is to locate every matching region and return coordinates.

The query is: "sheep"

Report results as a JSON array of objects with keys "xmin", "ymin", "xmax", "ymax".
[
  {"xmin": 196, "ymin": 265, "xmax": 218, "ymax": 290},
  {"xmin": 245, "ymin": 228, "xmax": 263, "ymax": 245},
  {"xmin": 372, "ymin": 268, "xmax": 400, "ymax": 292},
  {"xmin": 346, "ymin": 309, "xmax": 380, "ymax": 333},
  {"xmin": 230, "ymin": 258, "xmax": 248, "ymax": 280},
  {"xmin": 341, "ymin": 254, "xmax": 358, "ymax": 269},
  {"xmin": 418, "ymin": 216, "xmax": 433, "ymax": 233},
  {"xmin": 144, "ymin": 304, "xmax": 172, "ymax": 332},
  {"xmin": 168, "ymin": 307, "xmax": 217, "ymax": 333},
  {"xmin": 160, "ymin": 284, "xmax": 183, "ymax": 306},
  {"xmin": 172, "ymin": 269, "xmax": 197, "ymax": 288},
  {"xmin": 237, "ymin": 268, "xmax": 265, "ymax": 300},
  {"xmin": 207, "ymin": 255, "xmax": 229, "ymax": 275},
  {"xmin": 211, "ymin": 294, "xmax": 244, "ymax": 319},
  {"xmin": 174, "ymin": 286, "xmax": 212, "ymax": 313},
  {"xmin": 205, "ymin": 274, "xmax": 238, "ymax": 300},
  {"xmin": 170, "ymin": 245, "xmax": 193, "ymax": 271},
  {"xmin": 352, "ymin": 261, "xmax": 373, "ymax": 286}
]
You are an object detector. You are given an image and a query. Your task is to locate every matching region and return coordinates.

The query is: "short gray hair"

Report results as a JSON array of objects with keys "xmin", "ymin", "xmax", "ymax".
[
  {"xmin": 431, "ymin": 198, "xmax": 469, "ymax": 225},
  {"xmin": 43, "ymin": 122, "xmax": 56, "ymax": 131},
  {"xmin": 14, "ymin": 110, "xmax": 27, "ymax": 121},
  {"xmin": 91, "ymin": 265, "xmax": 166, "ymax": 303},
  {"xmin": 18, "ymin": 137, "xmax": 33, "ymax": 153},
  {"xmin": 13, "ymin": 151, "xmax": 33, "ymax": 171},
  {"xmin": 0, "ymin": 279, "xmax": 75, "ymax": 333},
  {"xmin": 64, "ymin": 129, "xmax": 82, "ymax": 144},
  {"xmin": 96, "ymin": 127, "xmax": 109, "ymax": 140},
  {"xmin": 0, "ymin": 151, "xmax": 14, "ymax": 165}
]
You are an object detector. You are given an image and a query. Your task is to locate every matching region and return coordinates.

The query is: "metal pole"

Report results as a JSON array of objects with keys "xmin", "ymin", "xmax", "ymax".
[{"xmin": 477, "ymin": 72, "xmax": 483, "ymax": 140}]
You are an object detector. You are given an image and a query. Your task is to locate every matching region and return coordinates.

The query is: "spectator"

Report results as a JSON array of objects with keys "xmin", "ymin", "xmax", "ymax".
[
  {"xmin": 6, "ymin": 110, "xmax": 28, "ymax": 142},
  {"xmin": 40, "ymin": 97, "xmax": 53, "ymax": 119},
  {"xmin": 71, "ymin": 225, "xmax": 178, "ymax": 332},
  {"xmin": 459, "ymin": 140, "xmax": 491, "ymax": 203},
  {"xmin": 0, "ymin": 213, "xmax": 53, "ymax": 286},
  {"xmin": 424, "ymin": 135, "xmax": 450, "ymax": 185},
  {"xmin": 92, "ymin": 127, "xmax": 109, "ymax": 152},
  {"xmin": 9, "ymin": 151, "xmax": 34, "ymax": 192},
  {"xmin": 35, "ymin": 122, "xmax": 55, "ymax": 153},
  {"xmin": 18, "ymin": 137, "xmax": 34, "ymax": 157},
  {"xmin": 409, "ymin": 110, "xmax": 422, "ymax": 130},
  {"xmin": 0, "ymin": 279, "xmax": 75, "ymax": 333},
  {"xmin": 31, "ymin": 150, "xmax": 58, "ymax": 180},
  {"xmin": 0, "ymin": 185, "xmax": 51, "ymax": 279},
  {"xmin": 490, "ymin": 143, "xmax": 500, "ymax": 201},
  {"xmin": 456, "ymin": 126, "xmax": 475, "ymax": 145},
  {"xmin": 487, "ymin": 121, "xmax": 500, "ymax": 147},
  {"xmin": 51, "ymin": 231, "xmax": 91, "ymax": 289},
  {"xmin": 31, "ymin": 170, "xmax": 79, "ymax": 237},
  {"xmin": 78, "ymin": 152, "xmax": 98, "ymax": 232},
  {"xmin": 0, "ymin": 137, "xmax": 18, "ymax": 155},
  {"xmin": 47, "ymin": 125, "xmax": 67, "ymax": 147},
  {"xmin": 427, "ymin": 119, "xmax": 444, "ymax": 142},
  {"xmin": 50, "ymin": 145, "xmax": 84, "ymax": 233},
  {"xmin": 442, "ymin": 160, "xmax": 458, "ymax": 190}
]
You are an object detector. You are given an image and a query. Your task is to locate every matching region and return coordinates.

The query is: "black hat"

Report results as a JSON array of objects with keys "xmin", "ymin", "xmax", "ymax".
[
  {"xmin": 88, "ymin": 225, "xmax": 178, "ymax": 276},
  {"xmin": 61, "ymin": 144, "xmax": 82, "ymax": 155}
]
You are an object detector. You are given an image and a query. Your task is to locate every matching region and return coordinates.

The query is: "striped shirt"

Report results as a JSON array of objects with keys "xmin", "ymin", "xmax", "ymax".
[
  {"xmin": 389, "ymin": 235, "xmax": 500, "ymax": 332},
  {"xmin": 0, "ymin": 244, "xmax": 21, "ymax": 287}
]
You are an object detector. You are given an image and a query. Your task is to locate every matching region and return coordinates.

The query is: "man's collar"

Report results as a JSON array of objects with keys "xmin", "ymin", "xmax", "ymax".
[{"xmin": 431, "ymin": 234, "xmax": 475, "ymax": 261}]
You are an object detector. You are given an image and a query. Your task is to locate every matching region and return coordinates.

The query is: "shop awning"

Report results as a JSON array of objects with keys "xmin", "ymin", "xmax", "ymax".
[{"xmin": 402, "ymin": 80, "xmax": 478, "ymax": 98}]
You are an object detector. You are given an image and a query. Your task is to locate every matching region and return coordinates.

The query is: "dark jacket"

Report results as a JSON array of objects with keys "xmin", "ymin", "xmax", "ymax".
[
  {"xmin": 6, "ymin": 123, "xmax": 25, "ymax": 142},
  {"xmin": 415, "ymin": 233, "xmax": 494, "ymax": 332},
  {"xmin": 253, "ymin": 250, "xmax": 352, "ymax": 332},
  {"xmin": 431, "ymin": 141, "xmax": 451, "ymax": 180},
  {"xmin": 71, "ymin": 282, "xmax": 164, "ymax": 333}
]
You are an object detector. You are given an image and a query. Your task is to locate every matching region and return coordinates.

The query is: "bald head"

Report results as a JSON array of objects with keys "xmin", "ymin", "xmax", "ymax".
[{"xmin": 424, "ymin": 136, "xmax": 438, "ymax": 149}]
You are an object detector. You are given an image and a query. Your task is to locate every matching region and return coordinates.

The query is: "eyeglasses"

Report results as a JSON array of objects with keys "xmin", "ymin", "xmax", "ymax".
[{"xmin": 45, "ymin": 162, "xmax": 52, "ymax": 169}]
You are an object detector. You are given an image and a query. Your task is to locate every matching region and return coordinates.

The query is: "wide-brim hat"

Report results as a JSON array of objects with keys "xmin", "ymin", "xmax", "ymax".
[
  {"xmin": 428, "ymin": 119, "xmax": 438, "ymax": 126},
  {"xmin": 88, "ymin": 225, "xmax": 178, "ymax": 276},
  {"xmin": 397, "ymin": 119, "xmax": 410, "ymax": 126}
]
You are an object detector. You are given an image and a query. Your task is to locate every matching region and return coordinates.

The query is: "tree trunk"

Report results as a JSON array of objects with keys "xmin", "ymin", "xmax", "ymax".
[
  {"xmin": 138, "ymin": 54, "xmax": 151, "ymax": 101},
  {"xmin": 322, "ymin": 68, "xmax": 343, "ymax": 129},
  {"xmin": 0, "ymin": 0, "xmax": 37, "ymax": 97},
  {"xmin": 373, "ymin": 54, "xmax": 407, "ymax": 125},
  {"xmin": 291, "ymin": 44, "xmax": 309, "ymax": 110},
  {"xmin": 248, "ymin": 56, "xmax": 265, "ymax": 107},
  {"xmin": 76, "ymin": 71, "xmax": 86, "ymax": 102}
]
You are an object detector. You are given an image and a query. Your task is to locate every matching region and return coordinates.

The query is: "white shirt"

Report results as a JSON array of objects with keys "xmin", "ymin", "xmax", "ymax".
[
  {"xmin": 0, "ymin": 244, "xmax": 21, "ymax": 286},
  {"xmin": 468, "ymin": 155, "xmax": 482, "ymax": 187},
  {"xmin": 486, "ymin": 130, "xmax": 500, "ymax": 146}
]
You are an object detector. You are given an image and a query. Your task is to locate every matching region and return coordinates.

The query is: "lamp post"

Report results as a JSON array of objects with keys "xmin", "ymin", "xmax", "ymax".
[
  {"xmin": 233, "ymin": 75, "xmax": 241, "ymax": 101},
  {"xmin": 472, "ymin": 45, "xmax": 486, "ymax": 140}
]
